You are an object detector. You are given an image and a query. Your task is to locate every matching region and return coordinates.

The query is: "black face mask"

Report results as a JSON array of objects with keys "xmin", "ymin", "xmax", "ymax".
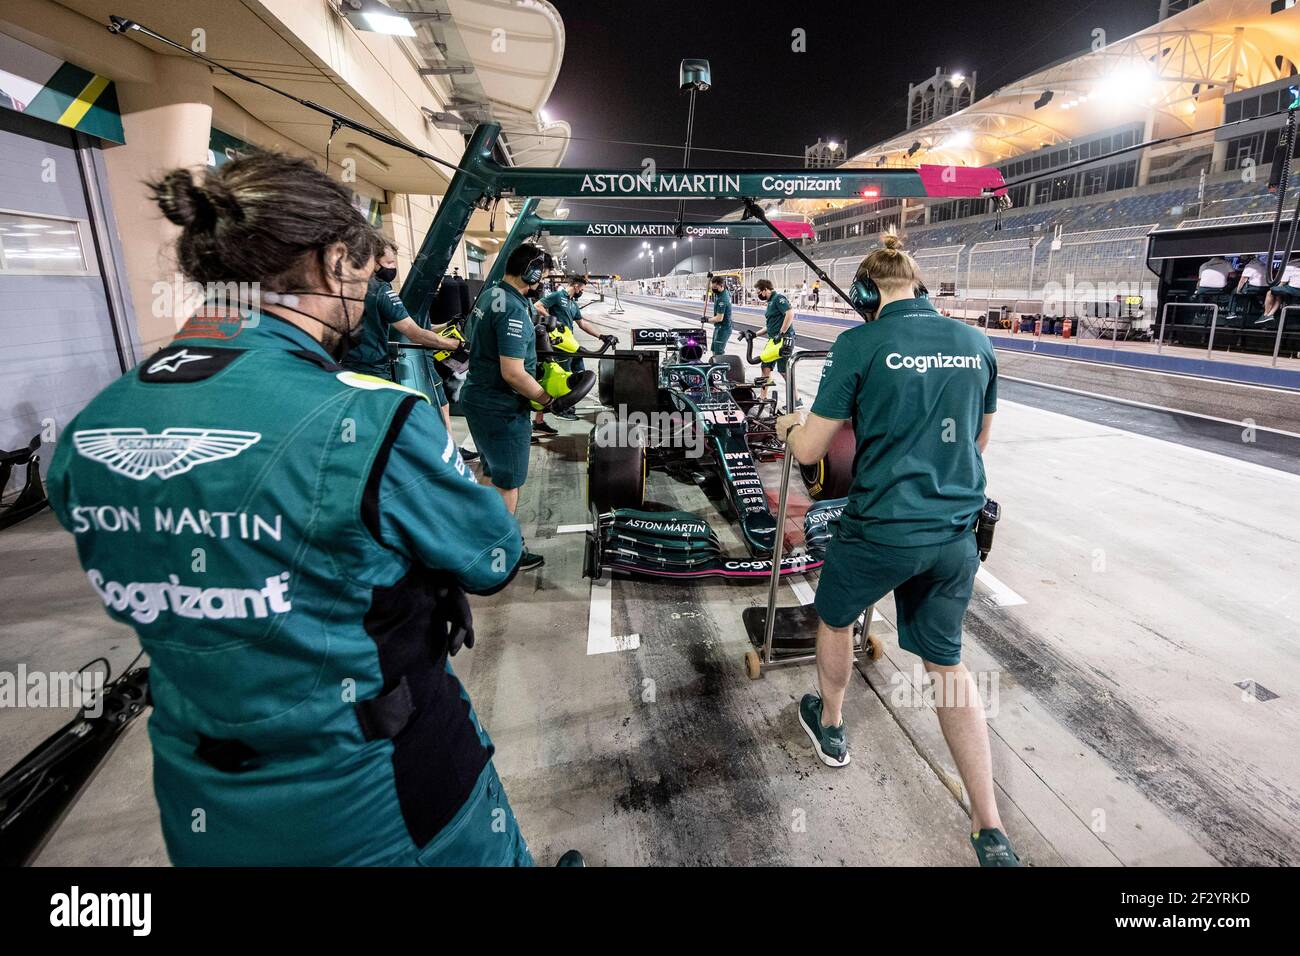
[
  {"xmin": 262, "ymin": 285, "xmax": 368, "ymax": 363},
  {"xmin": 375, "ymin": 266, "xmax": 398, "ymax": 283}
]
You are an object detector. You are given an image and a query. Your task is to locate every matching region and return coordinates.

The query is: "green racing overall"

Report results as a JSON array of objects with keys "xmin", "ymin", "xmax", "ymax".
[{"xmin": 46, "ymin": 309, "xmax": 530, "ymax": 866}]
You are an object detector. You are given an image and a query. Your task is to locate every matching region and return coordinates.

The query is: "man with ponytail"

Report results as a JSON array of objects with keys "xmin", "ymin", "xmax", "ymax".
[
  {"xmin": 43, "ymin": 151, "xmax": 556, "ymax": 866},
  {"xmin": 776, "ymin": 231, "xmax": 1019, "ymax": 866}
]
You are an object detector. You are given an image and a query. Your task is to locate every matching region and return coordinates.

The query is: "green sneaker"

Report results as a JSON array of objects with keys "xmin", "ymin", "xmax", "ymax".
[
  {"xmin": 798, "ymin": 694, "xmax": 849, "ymax": 767},
  {"xmin": 970, "ymin": 828, "xmax": 1021, "ymax": 867}
]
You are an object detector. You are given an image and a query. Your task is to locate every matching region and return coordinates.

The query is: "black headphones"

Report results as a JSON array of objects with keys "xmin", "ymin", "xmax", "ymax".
[
  {"xmin": 522, "ymin": 252, "xmax": 546, "ymax": 285},
  {"xmin": 848, "ymin": 272, "xmax": 880, "ymax": 319}
]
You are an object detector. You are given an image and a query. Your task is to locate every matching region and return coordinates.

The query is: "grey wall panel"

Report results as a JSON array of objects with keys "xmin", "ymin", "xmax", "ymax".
[{"xmin": 0, "ymin": 115, "xmax": 122, "ymax": 494}]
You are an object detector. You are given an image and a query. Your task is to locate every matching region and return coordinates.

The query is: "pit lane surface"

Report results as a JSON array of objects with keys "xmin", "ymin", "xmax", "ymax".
[
  {"xmin": 594, "ymin": 296, "xmax": 1300, "ymax": 865},
  {"xmin": 7, "ymin": 293, "xmax": 1296, "ymax": 865}
]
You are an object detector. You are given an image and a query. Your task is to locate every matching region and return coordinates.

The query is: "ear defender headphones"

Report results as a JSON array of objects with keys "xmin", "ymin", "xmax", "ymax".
[
  {"xmin": 848, "ymin": 272, "xmax": 880, "ymax": 320},
  {"xmin": 521, "ymin": 251, "xmax": 547, "ymax": 285}
]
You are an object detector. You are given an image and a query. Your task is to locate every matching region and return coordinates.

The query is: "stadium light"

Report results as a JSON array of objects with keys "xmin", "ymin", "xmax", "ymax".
[
  {"xmin": 338, "ymin": 0, "xmax": 418, "ymax": 36},
  {"xmin": 1095, "ymin": 62, "xmax": 1157, "ymax": 105},
  {"xmin": 942, "ymin": 130, "xmax": 973, "ymax": 150}
]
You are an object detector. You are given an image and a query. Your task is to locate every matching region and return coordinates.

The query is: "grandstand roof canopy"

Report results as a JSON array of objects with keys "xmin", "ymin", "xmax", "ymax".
[{"xmin": 800, "ymin": 0, "xmax": 1297, "ymax": 217}]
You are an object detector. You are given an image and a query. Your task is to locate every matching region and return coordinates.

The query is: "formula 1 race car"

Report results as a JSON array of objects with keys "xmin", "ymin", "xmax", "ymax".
[{"xmin": 584, "ymin": 326, "xmax": 856, "ymax": 580}]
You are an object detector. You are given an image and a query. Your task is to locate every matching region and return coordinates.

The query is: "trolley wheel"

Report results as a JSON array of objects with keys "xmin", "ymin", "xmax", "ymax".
[
  {"xmin": 744, "ymin": 649, "xmax": 762, "ymax": 680},
  {"xmin": 799, "ymin": 422, "xmax": 856, "ymax": 501},
  {"xmin": 865, "ymin": 634, "xmax": 884, "ymax": 662}
]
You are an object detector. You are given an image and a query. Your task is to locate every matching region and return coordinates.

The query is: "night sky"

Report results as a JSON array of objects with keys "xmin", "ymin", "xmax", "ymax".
[{"xmin": 541, "ymin": 0, "xmax": 1160, "ymax": 276}]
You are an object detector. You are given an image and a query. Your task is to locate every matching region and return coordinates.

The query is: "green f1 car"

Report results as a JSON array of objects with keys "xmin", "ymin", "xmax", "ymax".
[{"xmin": 584, "ymin": 326, "xmax": 855, "ymax": 581}]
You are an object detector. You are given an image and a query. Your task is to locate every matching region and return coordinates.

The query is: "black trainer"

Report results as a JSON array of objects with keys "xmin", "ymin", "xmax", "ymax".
[
  {"xmin": 520, "ymin": 550, "xmax": 545, "ymax": 571},
  {"xmin": 533, "ymin": 420, "xmax": 559, "ymax": 436},
  {"xmin": 459, "ymin": 446, "xmax": 480, "ymax": 462}
]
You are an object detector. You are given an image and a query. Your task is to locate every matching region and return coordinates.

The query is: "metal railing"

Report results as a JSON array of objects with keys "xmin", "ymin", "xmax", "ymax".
[{"xmin": 1157, "ymin": 301, "xmax": 1218, "ymax": 355}]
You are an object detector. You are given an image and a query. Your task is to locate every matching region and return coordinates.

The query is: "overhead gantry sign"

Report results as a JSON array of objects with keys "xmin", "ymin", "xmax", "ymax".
[{"xmin": 399, "ymin": 122, "xmax": 1007, "ymax": 319}]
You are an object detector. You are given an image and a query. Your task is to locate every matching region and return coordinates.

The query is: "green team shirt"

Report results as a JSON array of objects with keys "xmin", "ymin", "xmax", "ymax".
[
  {"xmin": 344, "ymin": 277, "xmax": 409, "ymax": 376},
  {"xmin": 461, "ymin": 280, "xmax": 537, "ymax": 414},
  {"xmin": 539, "ymin": 287, "xmax": 582, "ymax": 330},
  {"xmin": 765, "ymin": 291, "xmax": 793, "ymax": 339},
  {"xmin": 712, "ymin": 289, "xmax": 733, "ymax": 333},
  {"xmin": 811, "ymin": 297, "xmax": 997, "ymax": 546}
]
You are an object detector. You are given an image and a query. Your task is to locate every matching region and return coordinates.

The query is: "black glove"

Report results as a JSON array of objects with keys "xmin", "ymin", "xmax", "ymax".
[
  {"xmin": 600, "ymin": 334, "xmax": 618, "ymax": 348},
  {"xmin": 432, "ymin": 584, "xmax": 475, "ymax": 656}
]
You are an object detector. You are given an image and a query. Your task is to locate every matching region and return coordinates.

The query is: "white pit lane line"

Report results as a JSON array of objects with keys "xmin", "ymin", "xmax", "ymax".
[
  {"xmin": 586, "ymin": 575, "xmax": 640, "ymax": 655},
  {"xmin": 973, "ymin": 566, "xmax": 1028, "ymax": 607}
]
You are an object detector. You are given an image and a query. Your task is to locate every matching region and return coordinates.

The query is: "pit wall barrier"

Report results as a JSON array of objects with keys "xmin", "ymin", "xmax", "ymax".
[{"xmin": 622, "ymin": 294, "xmax": 1300, "ymax": 392}]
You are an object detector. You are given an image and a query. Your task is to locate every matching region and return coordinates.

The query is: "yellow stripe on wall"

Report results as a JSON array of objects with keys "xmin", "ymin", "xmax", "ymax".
[{"xmin": 57, "ymin": 73, "xmax": 110, "ymax": 130}]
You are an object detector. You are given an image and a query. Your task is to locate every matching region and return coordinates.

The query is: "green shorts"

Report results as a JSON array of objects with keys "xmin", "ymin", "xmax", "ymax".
[
  {"xmin": 711, "ymin": 324, "xmax": 732, "ymax": 355},
  {"xmin": 428, "ymin": 373, "xmax": 448, "ymax": 407},
  {"xmin": 462, "ymin": 402, "xmax": 531, "ymax": 490},
  {"xmin": 814, "ymin": 529, "xmax": 979, "ymax": 666}
]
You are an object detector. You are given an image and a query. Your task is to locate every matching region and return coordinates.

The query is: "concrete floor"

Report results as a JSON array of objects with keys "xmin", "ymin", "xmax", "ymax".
[{"xmin": 5, "ymin": 293, "xmax": 1298, "ymax": 866}]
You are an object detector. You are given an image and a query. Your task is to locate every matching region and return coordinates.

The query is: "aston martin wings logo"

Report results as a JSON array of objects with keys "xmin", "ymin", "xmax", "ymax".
[{"xmin": 73, "ymin": 428, "xmax": 262, "ymax": 480}]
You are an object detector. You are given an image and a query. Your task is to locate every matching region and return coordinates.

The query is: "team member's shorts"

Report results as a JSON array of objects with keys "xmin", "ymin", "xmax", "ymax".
[
  {"xmin": 462, "ymin": 404, "xmax": 531, "ymax": 490},
  {"xmin": 711, "ymin": 325, "xmax": 732, "ymax": 355},
  {"xmin": 814, "ymin": 529, "xmax": 979, "ymax": 666},
  {"xmin": 429, "ymin": 374, "xmax": 448, "ymax": 407}
]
